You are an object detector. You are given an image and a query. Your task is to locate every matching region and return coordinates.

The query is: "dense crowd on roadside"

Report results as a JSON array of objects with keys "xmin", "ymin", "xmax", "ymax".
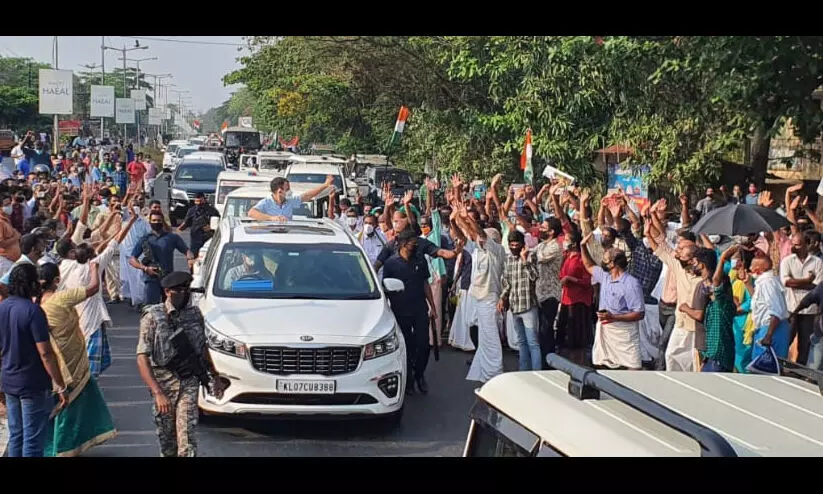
[
  {"xmin": 2, "ymin": 126, "xmax": 822, "ymax": 456},
  {"xmin": 325, "ymin": 174, "xmax": 823, "ymax": 391},
  {"xmin": 0, "ymin": 132, "xmax": 209, "ymax": 457}
]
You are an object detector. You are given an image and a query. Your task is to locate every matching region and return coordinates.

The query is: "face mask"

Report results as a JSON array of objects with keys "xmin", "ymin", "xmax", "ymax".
[
  {"xmin": 2, "ymin": 206, "xmax": 11, "ymax": 215},
  {"xmin": 346, "ymin": 217, "xmax": 358, "ymax": 227},
  {"xmin": 150, "ymin": 222, "xmax": 164, "ymax": 232},
  {"xmin": 115, "ymin": 167, "xmax": 122, "ymax": 171},
  {"xmin": 730, "ymin": 258, "xmax": 738, "ymax": 269},
  {"xmin": 792, "ymin": 247, "xmax": 804, "ymax": 256},
  {"xmin": 510, "ymin": 247, "xmax": 523, "ymax": 257},
  {"xmin": 78, "ymin": 166, "xmax": 84, "ymax": 172},
  {"xmin": 515, "ymin": 225, "xmax": 526, "ymax": 234},
  {"xmin": 601, "ymin": 262, "xmax": 612, "ymax": 271},
  {"xmin": 169, "ymin": 291, "xmax": 190, "ymax": 311},
  {"xmin": 285, "ymin": 191, "xmax": 293, "ymax": 199},
  {"xmin": 364, "ymin": 224, "xmax": 375, "ymax": 235},
  {"xmin": 563, "ymin": 242, "xmax": 572, "ymax": 251}
]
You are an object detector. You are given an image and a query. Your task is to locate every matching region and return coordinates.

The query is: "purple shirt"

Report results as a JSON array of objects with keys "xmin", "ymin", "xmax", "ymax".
[{"xmin": 591, "ymin": 267, "xmax": 645, "ymax": 315}]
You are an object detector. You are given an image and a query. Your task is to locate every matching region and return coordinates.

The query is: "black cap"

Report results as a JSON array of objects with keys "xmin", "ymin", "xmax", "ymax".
[{"xmin": 160, "ymin": 271, "xmax": 193, "ymax": 289}]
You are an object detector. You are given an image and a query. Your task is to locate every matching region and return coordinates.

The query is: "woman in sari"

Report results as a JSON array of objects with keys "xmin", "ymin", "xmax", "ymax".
[
  {"xmin": 39, "ymin": 261, "xmax": 117, "ymax": 456},
  {"xmin": 731, "ymin": 256, "xmax": 754, "ymax": 372}
]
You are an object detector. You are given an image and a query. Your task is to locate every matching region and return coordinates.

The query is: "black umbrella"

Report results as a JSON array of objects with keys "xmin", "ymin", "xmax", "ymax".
[{"xmin": 690, "ymin": 204, "xmax": 790, "ymax": 236}]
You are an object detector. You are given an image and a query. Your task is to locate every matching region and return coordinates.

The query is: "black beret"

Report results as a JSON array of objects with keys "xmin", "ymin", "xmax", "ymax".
[{"xmin": 160, "ymin": 271, "xmax": 193, "ymax": 289}]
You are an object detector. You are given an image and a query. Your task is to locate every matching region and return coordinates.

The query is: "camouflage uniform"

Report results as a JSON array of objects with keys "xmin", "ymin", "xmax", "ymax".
[{"xmin": 137, "ymin": 300, "xmax": 208, "ymax": 457}]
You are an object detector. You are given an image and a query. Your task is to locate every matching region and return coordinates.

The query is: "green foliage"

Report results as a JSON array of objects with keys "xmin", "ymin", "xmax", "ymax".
[
  {"xmin": 207, "ymin": 36, "xmax": 823, "ymax": 190},
  {"xmin": 0, "ymin": 57, "xmax": 53, "ymax": 131}
]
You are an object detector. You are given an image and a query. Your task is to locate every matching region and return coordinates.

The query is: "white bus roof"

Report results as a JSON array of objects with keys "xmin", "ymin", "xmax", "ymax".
[{"xmin": 476, "ymin": 370, "xmax": 823, "ymax": 457}]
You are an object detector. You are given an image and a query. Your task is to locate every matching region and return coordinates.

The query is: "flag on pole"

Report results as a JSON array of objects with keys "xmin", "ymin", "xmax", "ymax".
[
  {"xmin": 388, "ymin": 106, "xmax": 410, "ymax": 147},
  {"xmin": 220, "ymin": 120, "xmax": 229, "ymax": 134},
  {"xmin": 193, "ymin": 120, "xmax": 201, "ymax": 132},
  {"xmin": 521, "ymin": 128, "xmax": 533, "ymax": 184}
]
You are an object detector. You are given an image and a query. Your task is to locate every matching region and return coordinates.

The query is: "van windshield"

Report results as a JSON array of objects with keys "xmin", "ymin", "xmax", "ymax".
[{"xmin": 217, "ymin": 179, "xmax": 269, "ymax": 204}]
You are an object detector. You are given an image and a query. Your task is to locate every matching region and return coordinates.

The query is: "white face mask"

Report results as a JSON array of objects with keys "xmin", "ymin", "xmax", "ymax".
[
  {"xmin": 2, "ymin": 206, "xmax": 12, "ymax": 215},
  {"xmin": 562, "ymin": 242, "xmax": 571, "ymax": 251},
  {"xmin": 346, "ymin": 217, "xmax": 358, "ymax": 227},
  {"xmin": 363, "ymin": 224, "xmax": 375, "ymax": 235},
  {"xmin": 285, "ymin": 190, "xmax": 293, "ymax": 199},
  {"xmin": 730, "ymin": 258, "xmax": 738, "ymax": 269},
  {"xmin": 515, "ymin": 225, "xmax": 526, "ymax": 234}
]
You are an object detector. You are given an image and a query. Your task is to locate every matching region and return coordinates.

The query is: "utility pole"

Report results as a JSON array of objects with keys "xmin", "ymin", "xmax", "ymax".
[
  {"xmin": 53, "ymin": 36, "xmax": 59, "ymax": 153},
  {"xmin": 102, "ymin": 41, "xmax": 149, "ymax": 141},
  {"xmin": 119, "ymin": 56, "xmax": 157, "ymax": 149},
  {"xmin": 100, "ymin": 36, "xmax": 105, "ymax": 139}
]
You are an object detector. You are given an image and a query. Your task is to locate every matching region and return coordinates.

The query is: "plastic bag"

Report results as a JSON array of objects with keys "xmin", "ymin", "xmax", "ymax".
[{"xmin": 747, "ymin": 344, "xmax": 781, "ymax": 375}]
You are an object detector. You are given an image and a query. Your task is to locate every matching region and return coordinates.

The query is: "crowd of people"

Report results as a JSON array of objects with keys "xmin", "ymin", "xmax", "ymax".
[
  {"xmin": 2, "ymin": 127, "xmax": 822, "ymax": 457},
  {"xmin": 0, "ymin": 132, "xmax": 216, "ymax": 457},
  {"xmin": 324, "ymin": 174, "xmax": 823, "ymax": 393}
]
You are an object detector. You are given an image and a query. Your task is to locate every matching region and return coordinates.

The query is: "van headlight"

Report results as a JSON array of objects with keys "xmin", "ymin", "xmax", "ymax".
[
  {"xmin": 363, "ymin": 326, "xmax": 400, "ymax": 361},
  {"xmin": 205, "ymin": 324, "xmax": 247, "ymax": 359},
  {"xmin": 171, "ymin": 188, "xmax": 189, "ymax": 202}
]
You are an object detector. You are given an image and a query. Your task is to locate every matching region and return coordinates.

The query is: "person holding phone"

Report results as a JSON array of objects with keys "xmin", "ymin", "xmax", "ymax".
[{"xmin": 579, "ymin": 233, "xmax": 645, "ymax": 370}]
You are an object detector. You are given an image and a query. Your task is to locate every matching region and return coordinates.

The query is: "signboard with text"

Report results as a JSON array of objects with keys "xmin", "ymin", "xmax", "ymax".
[
  {"xmin": 116, "ymin": 98, "xmax": 135, "ymax": 124},
  {"xmin": 90, "ymin": 85, "xmax": 115, "ymax": 117},
  {"xmin": 38, "ymin": 69, "xmax": 74, "ymax": 115},
  {"xmin": 148, "ymin": 108, "xmax": 163, "ymax": 125},
  {"xmin": 131, "ymin": 89, "xmax": 147, "ymax": 111}
]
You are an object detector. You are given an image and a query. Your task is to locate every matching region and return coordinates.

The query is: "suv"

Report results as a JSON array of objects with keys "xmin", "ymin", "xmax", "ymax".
[
  {"xmin": 191, "ymin": 217, "xmax": 407, "ymax": 424},
  {"xmin": 464, "ymin": 354, "xmax": 823, "ymax": 457},
  {"xmin": 165, "ymin": 159, "xmax": 224, "ymax": 225},
  {"xmin": 365, "ymin": 166, "xmax": 417, "ymax": 205}
]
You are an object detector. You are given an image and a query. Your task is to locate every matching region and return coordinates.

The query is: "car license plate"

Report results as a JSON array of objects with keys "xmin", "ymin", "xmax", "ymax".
[{"xmin": 276, "ymin": 380, "xmax": 336, "ymax": 394}]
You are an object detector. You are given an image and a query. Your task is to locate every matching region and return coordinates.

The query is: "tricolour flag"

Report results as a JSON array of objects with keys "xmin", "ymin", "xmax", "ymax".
[
  {"xmin": 521, "ymin": 128, "xmax": 533, "ymax": 185},
  {"xmin": 193, "ymin": 120, "xmax": 201, "ymax": 131},
  {"xmin": 388, "ymin": 105, "xmax": 410, "ymax": 147},
  {"xmin": 220, "ymin": 120, "xmax": 229, "ymax": 134}
]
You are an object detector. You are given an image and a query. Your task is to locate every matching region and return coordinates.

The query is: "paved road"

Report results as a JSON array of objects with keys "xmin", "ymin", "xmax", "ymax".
[{"xmin": 84, "ymin": 174, "xmax": 519, "ymax": 456}]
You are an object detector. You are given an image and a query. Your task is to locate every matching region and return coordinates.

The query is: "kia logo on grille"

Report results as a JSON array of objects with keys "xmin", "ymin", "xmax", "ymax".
[{"xmin": 300, "ymin": 335, "xmax": 314, "ymax": 342}]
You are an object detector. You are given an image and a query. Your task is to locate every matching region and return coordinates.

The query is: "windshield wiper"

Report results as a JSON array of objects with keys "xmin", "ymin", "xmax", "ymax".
[{"xmin": 336, "ymin": 294, "xmax": 380, "ymax": 300}]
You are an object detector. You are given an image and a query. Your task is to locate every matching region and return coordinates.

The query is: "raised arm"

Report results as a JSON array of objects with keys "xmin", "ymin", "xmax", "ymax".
[
  {"xmin": 579, "ymin": 233, "xmax": 597, "ymax": 275},
  {"xmin": 300, "ymin": 175, "xmax": 335, "ymax": 202}
]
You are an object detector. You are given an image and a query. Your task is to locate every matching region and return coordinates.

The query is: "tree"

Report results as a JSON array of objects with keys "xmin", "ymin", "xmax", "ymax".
[{"xmin": 0, "ymin": 57, "xmax": 53, "ymax": 132}]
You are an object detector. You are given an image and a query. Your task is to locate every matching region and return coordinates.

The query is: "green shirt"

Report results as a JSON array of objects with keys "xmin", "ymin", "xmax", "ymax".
[{"xmin": 701, "ymin": 284, "xmax": 736, "ymax": 370}]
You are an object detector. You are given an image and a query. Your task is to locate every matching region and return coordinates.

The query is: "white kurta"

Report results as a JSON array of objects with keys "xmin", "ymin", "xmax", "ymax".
[{"xmin": 593, "ymin": 320, "xmax": 643, "ymax": 369}]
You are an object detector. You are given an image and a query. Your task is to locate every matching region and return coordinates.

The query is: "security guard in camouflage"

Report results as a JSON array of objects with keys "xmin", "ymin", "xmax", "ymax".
[{"xmin": 136, "ymin": 271, "xmax": 224, "ymax": 457}]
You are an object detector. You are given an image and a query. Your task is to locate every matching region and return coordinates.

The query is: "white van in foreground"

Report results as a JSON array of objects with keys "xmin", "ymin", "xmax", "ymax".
[
  {"xmin": 464, "ymin": 354, "xmax": 823, "ymax": 457},
  {"xmin": 192, "ymin": 217, "xmax": 407, "ymax": 425}
]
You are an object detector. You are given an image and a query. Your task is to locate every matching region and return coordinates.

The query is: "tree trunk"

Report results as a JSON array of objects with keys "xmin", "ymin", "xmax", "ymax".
[{"xmin": 750, "ymin": 119, "xmax": 776, "ymax": 188}]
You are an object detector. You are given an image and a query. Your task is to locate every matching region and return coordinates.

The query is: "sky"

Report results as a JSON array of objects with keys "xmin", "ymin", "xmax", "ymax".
[{"xmin": 0, "ymin": 36, "xmax": 247, "ymax": 114}]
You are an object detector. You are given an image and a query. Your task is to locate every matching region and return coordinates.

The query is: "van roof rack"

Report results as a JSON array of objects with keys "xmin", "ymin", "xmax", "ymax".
[{"xmin": 545, "ymin": 354, "xmax": 738, "ymax": 457}]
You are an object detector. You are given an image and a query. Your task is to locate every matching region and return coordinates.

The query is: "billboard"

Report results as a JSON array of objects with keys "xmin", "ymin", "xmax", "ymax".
[
  {"xmin": 131, "ymin": 89, "xmax": 147, "ymax": 111},
  {"xmin": 90, "ymin": 85, "xmax": 115, "ymax": 117},
  {"xmin": 115, "ymin": 98, "xmax": 135, "ymax": 124},
  {"xmin": 607, "ymin": 163, "xmax": 651, "ymax": 212},
  {"xmin": 147, "ymin": 108, "xmax": 163, "ymax": 125},
  {"xmin": 38, "ymin": 69, "xmax": 74, "ymax": 115}
]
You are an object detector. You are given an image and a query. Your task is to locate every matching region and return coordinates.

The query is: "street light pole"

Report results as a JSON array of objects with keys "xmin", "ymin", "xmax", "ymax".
[
  {"xmin": 53, "ymin": 36, "xmax": 59, "ymax": 152},
  {"xmin": 102, "ymin": 42, "xmax": 149, "ymax": 141},
  {"xmin": 100, "ymin": 36, "xmax": 105, "ymax": 139}
]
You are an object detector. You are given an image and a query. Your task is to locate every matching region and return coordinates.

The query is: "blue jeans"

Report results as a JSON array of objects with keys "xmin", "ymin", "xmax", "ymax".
[
  {"xmin": 701, "ymin": 359, "xmax": 732, "ymax": 373},
  {"xmin": 808, "ymin": 331, "xmax": 823, "ymax": 370},
  {"xmin": 512, "ymin": 307, "xmax": 541, "ymax": 371},
  {"xmin": 5, "ymin": 390, "xmax": 52, "ymax": 457}
]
